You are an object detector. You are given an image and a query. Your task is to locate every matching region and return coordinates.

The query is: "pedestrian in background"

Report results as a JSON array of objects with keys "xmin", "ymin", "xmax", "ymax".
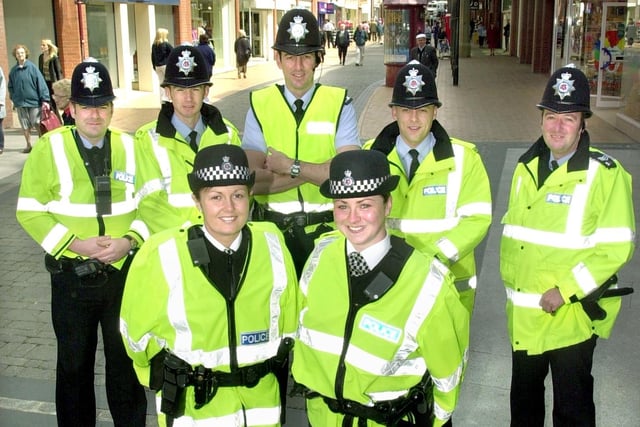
[
  {"xmin": 120, "ymin": 144, "xmax": 298, "ymax": 427},
  {"xmin": 8, "ymin": 44, "xmax": 50, "ymax": 153},
  {"xmin": 410, "ymin": 33, "xmax": 438, "ymax": 77},
  {"xmin": 291, "ymin": 150, "xmax": 469, "ymax": 427},
  {"xmin": 366, "ymin": 60, "xmax": 491, "ymax": 315},
  {"xmin": 501, "ymin": 66, "xmax": 635, "ymax": 426},
  {"xmin": 51, "ymin": 78, "xmax": 74, "ymax": 126},
  {"xmin": 487, "ymin": 22, "xmax": 500, "ymax": 56},
  {"xmin": 151, "ymin": 28, "xmax": 173, "ymax": 103},
  {"xmin": 322, "ymin": 19, "xmax": 335, "ymax": 49},
  {"xmin": 234, "ymin": 29, "xmax": 251, "ymax": 79},
  {"xmin": 503, "ymin": 21, "xmax": 511, "ymax": 51},
  {"xmin": 477, "ymin": 22, "xmax": 486, "ymax": 47},
  {"xmin": 38, "ymin": 39, "xmax": 63, "ymax": 113},
  {"xmin": 353, "ymin": 23, "xmax": 367, "ymax": 66},
  {"xmin": 369, "ymin": 19, "xmax": 378, "ymax": 42},
  {"xmin": 242, "ymin": 9, "xmax": 360, "ymax": 276},
  {"xmin": 0, "ymin": 65, "xmax": 5, "ymax": 155},
  {"xmin": 132, "ymin": 45, "xmax": 242, "ymax": 238},
  {"xmin": 335, "ymin": 23, "xmax": 350, "ymax": 65},
  {"xmin": 16, "ymin": 58, "xmax": 147, "ymax": 427}
]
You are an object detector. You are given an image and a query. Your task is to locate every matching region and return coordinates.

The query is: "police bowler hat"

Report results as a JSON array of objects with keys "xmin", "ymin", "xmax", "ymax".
[
  {"xmin": 389, "ymin": 60, "xmax": 441, "ymax": 109},
  {"xmin": 320, "ymin": 150, "xmax": 399, "ymax": 199},
  {"xmin": 70, "ymin": 59, "xmax": 115, "ymax": 107},
  {"xmin": 188, "ymin": 145, "xmax": 255, "ymax": 193}
]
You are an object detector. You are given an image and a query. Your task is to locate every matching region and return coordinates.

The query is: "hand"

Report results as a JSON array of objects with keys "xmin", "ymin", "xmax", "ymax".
[
  {"xmin": 539, "ymin": 288, "xmax": 565, "ymax": 314},
  {"xmin": 265, "ymin": 147, "xmax": 294, "ymax": 176}
]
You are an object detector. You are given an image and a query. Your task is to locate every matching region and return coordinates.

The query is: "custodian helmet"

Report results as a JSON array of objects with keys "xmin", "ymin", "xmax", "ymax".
[
  {"xmin": 389, "ymin": 60, "xmax": 442, "ymax": 109},
  {"xmin": 537, "ymin": 66, "xmax": 592, "ymax": 118},
  {"xmin": 162, "ymin": 45, "xmax": 213, "ymax": 88},
  {"xmin": 70, "ymin": 58, "xmax": 115, "ymax": 107},
  {"xmin": 273, "ymin": 9, "xmax": 323, "ymax": 55}
]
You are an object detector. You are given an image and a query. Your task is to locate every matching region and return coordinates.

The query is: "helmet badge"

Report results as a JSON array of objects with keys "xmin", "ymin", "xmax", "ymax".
[
  {"xmin": 552, "ymin": 72, "xmax": 576, "ymax": 100},
  {"xmin": 341, "ymin": 170, "xmax": 354, "ymax": 188},
  {"xmin": 221, "ymin": 155, "xmax": 233, "ymax": 172},
  {"xmin": 288, "ymin": 15, "xmax": 309, "ymax": 43},
  {"xmin": 176, "ymin": 50, "xmax": 197, "ymax": 76},
  {"xmin": 81, "ymin": 65, "xmax": 103, "ymax": 93},
  {"xmin": 403, "ymin": 67, "xmax": 425, "ymax": 96}
]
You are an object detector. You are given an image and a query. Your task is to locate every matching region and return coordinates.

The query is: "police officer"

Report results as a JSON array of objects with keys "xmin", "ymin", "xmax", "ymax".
[
  {"xmin": 120, "ymin": 144, "xmax": 298, "ymax": 427},
  {"xmin": 16, "ymin": 59, "xmax": 147, "ymax": 426},
  {"xmin": 291, "ymin": 150, "xmax": 469, "ymax": 427},
  {"xmin": 133, "ymin": 44, "xmax": 241, "ymax": 238},
  {"xmin": 367, "ymin": 60, "xmax": 492, "ymax": 314},
  {"xmin": 242, "ymin": 8, "xmax": 361, "ymax": 276},
  {"xmin": 501, "ymin": 66, "xmax": 635, "ymax": 426}
]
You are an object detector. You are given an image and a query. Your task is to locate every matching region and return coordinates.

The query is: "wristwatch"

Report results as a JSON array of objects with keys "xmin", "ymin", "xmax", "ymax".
[
  {"xmin": 124, "ymin": 235, "xmax": 138, "ymax": 251},
  {"xmin": 290, "ymin": 159, "xmax": 301, "ymax": 178}
]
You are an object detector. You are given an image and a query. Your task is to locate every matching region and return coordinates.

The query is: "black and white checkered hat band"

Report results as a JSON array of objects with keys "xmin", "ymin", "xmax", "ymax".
[
  {"xmin": 195, "ymin": 165, "xmax": 251, "ymax": 183},
  {"xmin": 329, "ymin": 175, "xmax": 390, "ymax": 195}
]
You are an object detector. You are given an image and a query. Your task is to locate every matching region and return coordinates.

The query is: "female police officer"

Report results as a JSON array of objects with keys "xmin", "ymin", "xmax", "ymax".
[{"xmin": 120, "ymin": 144, "xmax": 298, "ymax": 426}]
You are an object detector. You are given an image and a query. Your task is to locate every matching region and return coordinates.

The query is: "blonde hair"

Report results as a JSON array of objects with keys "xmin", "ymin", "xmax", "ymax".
[
  {"xmin": 238, "ymin": 29, "xmax": 247, "ymax": 37},
  {"xmin": 41, "ymin": 39, "xmax": 59, "ymax": 57},
  {"xmin": 52, "ymin": 78, "xmax": 71, "ymax": 96},
  {"xmin": 154, "ymin": 28, "xmax": 169, "ymax": 45}
]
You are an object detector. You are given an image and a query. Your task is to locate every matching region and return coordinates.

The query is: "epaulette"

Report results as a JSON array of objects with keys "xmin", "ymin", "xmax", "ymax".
[
  {"xmin": 590, "ymin": 151, "xmax": 617, "ymax": 169},
  {"xmin": 344, "ymin": 96, "xmax": 353, "ymax": 105}
]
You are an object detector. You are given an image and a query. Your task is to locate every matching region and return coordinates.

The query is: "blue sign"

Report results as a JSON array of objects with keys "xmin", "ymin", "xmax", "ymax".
[{"xmin": 318, "ymin": 2, "xmax": 335, "ymax": 14}]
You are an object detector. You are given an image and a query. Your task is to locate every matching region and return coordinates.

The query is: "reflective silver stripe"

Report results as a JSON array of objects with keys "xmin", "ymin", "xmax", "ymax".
[
  {"xmin": 120, "ymin": 319, "xmax": 166, "ymax": 354},
  {"xmin": 432, "ymin": 355, "xmax": 466, "ymax": 393},
  {"xmin": 50, "ymin": 133, "xmax": 73, "ymax": 202},
  {"xmin": 345, "ymin": 344, "xmax": 426, "ymax": 377},
  {"xmin": 433, "ymin": 401, "xmax": 452, "ymax": 423},
  {"xmin": 502, "ymin": 225, "xmax": 633, "ymax": 249},
  {"xmin": 149, "ymin": 130, "xmax": 173, "ymax": 185},
  {"xmin": 367, "ymin": 390, "xmax": 407, "ymax": 401},
  {"xmin": 454, "ymin": 275, "xmax": 476, "ymax": 292},
  {"xmin": 565, "ymin": 160, "xmax": 596, "ymax": 235},
  {"xmin": 266, "ymin": 201, "xmax": 333, "ymax": 214},
  {"xmin": 16, "ymin": 197, "xmax": 47, "ymax": 212},
  {"xmin": 160, "ymin": 239, "xmax": 193, "ymax": 352},
  {"xmin": 265, "ymin": 231, "xmax": 288, "ymax": 344},
  {"xmin": 572, "ymin": 262, "xmax": 598, "ymax": 295},
  {"xmin": 436, "ymin": 237, "xmax": 459, "ymax": 262},
  {"xmin": 299, "ymin": 235, "xmax": 339, "ymax": 295},
  {"xmin": 458, "ymin": 201, "xmax": 492, "ymax": 216},
  {"xmin": 505, "ymin": 288, "xmax": 542, "ymax": 309},
  {"xmin": 129, "ymin": 219, "xmax": 150, "ymax": 241},
  {"xmin": 169, "ymin": 405, "xmax": 280, "ymax": 426},
  {"xmin": 387, "ymin": 217, "xmax": 459, "ymax": 234},
  {"xmin": 136, "ymin": 178, "xmax": 165, "ymax": 202},
  {"xmin": 445, "ymin": 144, "xmax": 465, "ymax": 217},
  {"xmin": 42, "ymin": 223, "xmax": 70, "ymax": 254},
  {"xmin": 168, "ymin": 193, "xmax": 197, "ymax": 208},
  {"xmin": 46, "ymin": 200, "xmax": 137, "ymax": 216}
]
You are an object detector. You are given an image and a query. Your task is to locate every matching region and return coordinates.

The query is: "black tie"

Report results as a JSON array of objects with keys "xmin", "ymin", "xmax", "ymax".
[
  {"xmin": 294, "ymin": 99, "xmax": 304, "ymax": 125},
  {"xmin": 408, "ymin": 149, "xmax": 420, "ymax": 182},
  {"xmin": 188, "ymin": 130, "xmax": 198, "ymax": 153},
  {"xmin": 550, "ymin": 160, "xmax": 559, "ymax": 171},
  {"xmin": 348, "ymin": 252, "xmax": 370, "ymax": 277}
]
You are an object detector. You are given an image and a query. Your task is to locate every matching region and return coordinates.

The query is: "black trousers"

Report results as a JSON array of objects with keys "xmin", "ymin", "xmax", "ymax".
[
  {"xmin": 50, "ymin": 266, "xmax": 147, "ymax": 426},
  {"xmin": 510, "ymin": 335, "xmax": 597, "ymax": 427}
]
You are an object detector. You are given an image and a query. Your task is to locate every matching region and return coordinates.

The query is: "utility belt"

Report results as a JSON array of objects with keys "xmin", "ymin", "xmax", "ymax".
[
  {"xmin": 253, "ymin": 204, "xmax": 333, "ymax": 231},
  {"xmin": 293, "ymin": 375, "xmax": 433, "ymax": 427},
  {"xmin": 44, "ymin": 253, "xmax": 116, "ymax": 279},
  {"xmin": 155, "ymin": 338, "xmax": 293, "ymax": 419}
]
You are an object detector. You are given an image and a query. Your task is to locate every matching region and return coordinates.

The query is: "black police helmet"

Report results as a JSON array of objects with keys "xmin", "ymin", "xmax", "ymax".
[
  {"xmin": 389, "ymin": 60, "xmax": 441, "ymax": 109},
  {"xmin": 188, "ymin": 145, "xmax": 255, "ymax": 194},
  {"xmin": 70, "ymin": 59, "xmax": 115, "ymax": 107},
  {"xmin": 320, "ymin": 150, "xmax": 399, "ymax": 199},
  {"xmin": 162, "ymin": 45, "xmax": 212, "ymax": 88},
  {"xmin": 273, "ymin": 9, "xmax": 323, "ymax": 56},
  {"xmin": 537, "ymin": 66, "xmax": 592, "ymax": 118}
]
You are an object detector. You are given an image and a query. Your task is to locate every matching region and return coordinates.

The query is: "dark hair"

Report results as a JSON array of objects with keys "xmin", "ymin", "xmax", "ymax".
[{"xmin": 199, "ymin": 34, "xmax": 209, "ymax": 44}]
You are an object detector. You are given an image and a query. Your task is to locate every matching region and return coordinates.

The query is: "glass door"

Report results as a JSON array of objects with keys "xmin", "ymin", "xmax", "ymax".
[{"xmin": 595, "ymin": 3, "xmax": 627, "ymax": 107}]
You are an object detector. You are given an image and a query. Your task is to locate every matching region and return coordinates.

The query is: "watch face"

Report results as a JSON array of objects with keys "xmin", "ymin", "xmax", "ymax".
[{"xmin": 290, "ymin": 161, "xmax": 301, "ymax": 177}]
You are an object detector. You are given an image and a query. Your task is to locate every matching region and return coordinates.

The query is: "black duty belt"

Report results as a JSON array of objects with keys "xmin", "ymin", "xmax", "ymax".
[
  {"xmin": 262, "ymin": 209, "xmax": 333, "ymax": 229},
  {"xmin": 44, "ymin": 253, "xmax": 116, "ymax": 278}
]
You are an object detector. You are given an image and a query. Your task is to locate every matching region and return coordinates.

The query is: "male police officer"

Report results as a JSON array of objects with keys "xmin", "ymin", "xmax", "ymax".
[
  {"xmin": 501, "ymin": 66, "xmax": 635, "ymax": 426},
  {"xmin": 133, "ymin": 44, "xmax": 241, "ymax": 238},
  {"xmin": 16, "ymin": 59, "xmax": 147, "ymax": 426},
  {"xmin": 367, "ymin": 60, "xmax": 492, "ymax": 314},
  {"xmin": 292, "ymin": 150, "xmax": 469, "ymax": 427},
  {"xmin": 242, "ymin": 8, "xmax": 361, "ymax": 275}
]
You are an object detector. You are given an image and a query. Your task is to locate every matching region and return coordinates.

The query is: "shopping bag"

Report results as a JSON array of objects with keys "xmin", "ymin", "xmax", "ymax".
[{"xmin": 40, "ymin": 103, "xmax": 62, "ymax": 133}]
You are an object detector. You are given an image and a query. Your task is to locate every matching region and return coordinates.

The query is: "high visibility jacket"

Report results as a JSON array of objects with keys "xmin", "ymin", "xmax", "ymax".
[
  {"xmin": 366, "ymin": 121, "xmax": 492, "ymax": 313},
  {"xmin": 16, "ymin": 127, "xmax": 138, "ymax": 269},
  {"xmin": 500, "ymin": 133, "xmax": 635, "ymax": 355},
  {"xmin": 120, "ymin": 222, "xmax": 299, "ymax": 426},
  {"xmin": 250, "ymin": 84, "xmax": 346, "ymax": 214},
  {"xmin": 132, "ymin": 102, "xmax": 241, "ymax": 238},
  {"xmin": 292, "ymin": 232, "xmax": 469, "ymax": 427}
]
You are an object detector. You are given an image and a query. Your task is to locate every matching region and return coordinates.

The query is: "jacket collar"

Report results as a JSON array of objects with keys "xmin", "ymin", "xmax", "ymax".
[
  {"xmin": 155, "ymin": 102, "xmax": 229, "ymax": 138},
  {"xmin": 519, "ymin": 130, "xmax": 591, "ymax": 173},
  {"xmin": 370, "ymin": 119, "xmax": 454, "ymax": 161}
]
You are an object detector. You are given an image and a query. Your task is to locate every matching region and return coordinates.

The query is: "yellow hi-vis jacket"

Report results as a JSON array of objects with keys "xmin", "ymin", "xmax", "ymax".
[
  {"xmin": 132, "ymin": 102, "xmax": 241, "ymax": 239},
  {"xmin": 120, "ymin": 222, "xmax": 299, "ymax": 426},
  {"xmin": 366, "ymin": 120, "xmax": 492, "ymax": 313},
  {"xmin": 250, "ymin": 84, "xmax": 346, "ymax": 214},
  {"xmin": 500, "ymin": 134, "xmax": 635, "ymax": 355},
  {"xmin": 16, "ymin": 127, "xmax": 139, "ymax": 269},
  {"xmin": 292, "ymin": 232, "xmax": 469, "ymax": 426}
]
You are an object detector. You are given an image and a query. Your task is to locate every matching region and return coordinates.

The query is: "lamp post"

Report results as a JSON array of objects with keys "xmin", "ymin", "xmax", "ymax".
[{"xmin": 75, "ymin": 0, "xmax": 87, "ymax": 60}]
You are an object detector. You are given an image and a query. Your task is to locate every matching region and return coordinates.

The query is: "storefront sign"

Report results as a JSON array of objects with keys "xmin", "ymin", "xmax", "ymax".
[
  {"xmin": 318, "ymin": 2, "xmax": 335, "ymax": 14},
  {"xmin": 94, "ymin": 0, "xmax": 180, "ymax": 5},
  {"xmin": 470, "ymin": 0, "xmax": 480, "ymax": 10}
]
